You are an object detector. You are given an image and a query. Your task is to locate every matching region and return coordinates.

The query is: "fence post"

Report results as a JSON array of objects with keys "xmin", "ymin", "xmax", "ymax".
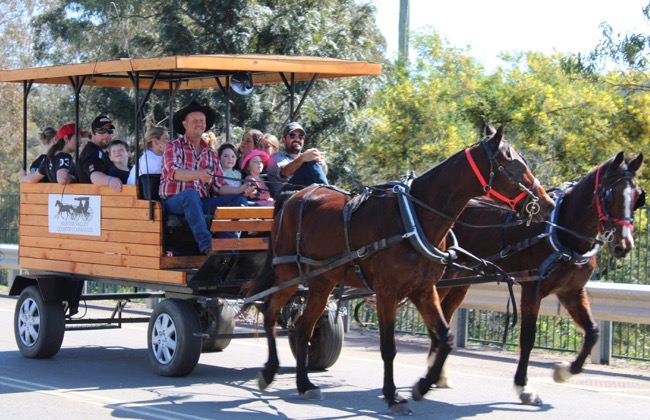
[
  {"xmin": 591, "ymin": 319, "xmax": 612, "ymax": 364},
  {"xmin": 455, "ymin": 308, "xmax": 468, "ymax": 348}
]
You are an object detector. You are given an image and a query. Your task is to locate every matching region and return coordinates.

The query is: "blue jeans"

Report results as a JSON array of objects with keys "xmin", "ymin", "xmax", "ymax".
[
  {"xmin": 162, "ymin": 189, "xmax": 248, "ymax": 253},
  {"xmin": 281, "ymin": 161, "xmax": 329, "ymax": 193}
]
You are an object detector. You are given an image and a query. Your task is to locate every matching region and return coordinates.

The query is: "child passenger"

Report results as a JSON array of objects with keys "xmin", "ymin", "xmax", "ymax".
[
  {"xmin": 240, "ymin": 150, "xmax": 273, "ymax": 206},
  {"xmin": 107, "ymin": 139, "xmax": 132, "ymax": 184},
  {"xmin": 218, "ymin": 143, "xmax": 242, "ymax": 187}
]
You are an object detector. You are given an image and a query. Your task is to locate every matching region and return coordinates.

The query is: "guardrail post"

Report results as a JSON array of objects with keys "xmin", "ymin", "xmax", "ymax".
[
  {"xmin": 591, "ymin": 319, "xmax": 612, "ymax": 364},
  {"xmin": 455, "ymin": 308, "xmax": 468, "ymax": 348}
]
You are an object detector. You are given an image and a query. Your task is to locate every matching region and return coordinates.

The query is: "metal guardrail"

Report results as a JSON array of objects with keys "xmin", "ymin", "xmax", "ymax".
[
  {"xmin": 0, "ymin": 244, "xmax": 18, "ymax": 270},
  {"xmin": 460, "ymin": 281, "xmax": 650, "ymax": 324}
]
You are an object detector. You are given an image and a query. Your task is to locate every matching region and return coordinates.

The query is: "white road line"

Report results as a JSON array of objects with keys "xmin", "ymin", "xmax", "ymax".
[{"xmin": 0, "ymin": 376, "xmax": 212, "ymax": 420}]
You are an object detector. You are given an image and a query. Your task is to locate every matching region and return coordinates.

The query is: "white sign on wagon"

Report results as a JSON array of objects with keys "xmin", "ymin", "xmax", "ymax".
[{"xmin": 48, "ymin": 194, "xmax": 101, "ymax": 236}]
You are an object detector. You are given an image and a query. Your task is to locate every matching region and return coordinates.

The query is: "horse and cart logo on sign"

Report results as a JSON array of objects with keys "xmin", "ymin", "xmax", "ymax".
[{"xmin": 48, "ymin": 194, "xmax": 101, "ymax": 236}]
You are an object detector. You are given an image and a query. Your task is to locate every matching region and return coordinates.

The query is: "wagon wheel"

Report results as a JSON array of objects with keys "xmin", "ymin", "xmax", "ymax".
[
  {"xmin": 82, "ymin": 207, "xmax": 93, "ymax": 221},
  {"xmin": 14, "ymin": 285, "xmax": 65, "ymax": 358},
  {"xmin": 201, "ymin": 303, "xmax": 236, "ymax": 352},
  {"xmin": 288, "ymin": 302, "xmax": 344, "ymax": 370},
  {"xmin": 147, "ymin": 299, "xmax": 202, "ymax": 377}
]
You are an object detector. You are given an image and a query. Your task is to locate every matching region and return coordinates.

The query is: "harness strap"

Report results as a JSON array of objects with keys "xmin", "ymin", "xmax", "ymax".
[
  {"xmin": 343, "ymin": 189, "xmax": 374, "ymax": 290},
  {"xmin": 244, "ymin": 233, "xmax": 407, "ymax": 304},
  {"xmin": 465, "ymin": 147, "xmax": 539, "ymax": 210},
  {"xmin": 393, "ymin": 183, "xmax": 456, "ymax": 265}
]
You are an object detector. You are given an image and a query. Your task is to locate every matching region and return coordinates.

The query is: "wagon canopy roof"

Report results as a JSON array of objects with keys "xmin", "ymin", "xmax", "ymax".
[{"xmin": 0, "ymin": 54, "xmax": 382, "ymax": 89}]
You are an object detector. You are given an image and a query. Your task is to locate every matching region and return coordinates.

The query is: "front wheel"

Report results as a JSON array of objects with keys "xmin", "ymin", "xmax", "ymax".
[
  {"xmin": 148, "ymin": 299, "xmax": 202, "ymax": 377},
  {"xmin": 289, "ymin": 304, "xmax": 344, "ymax": 370},
  {"xmin": 14, "ymin": 285, "xmax": 65, "ymax": 358}
]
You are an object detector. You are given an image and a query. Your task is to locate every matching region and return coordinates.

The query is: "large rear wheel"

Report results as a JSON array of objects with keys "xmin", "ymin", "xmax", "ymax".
[
  {"xmin": 148, "ymin": 299, "xmax": 202, "ymax": 377},
  {"xmin": 289, "ymin": 303, "xmax": 344, "ymax": 370},
  {"xmin": 14, "ymin": 285, "xmax": 65, "ymax": 359}
]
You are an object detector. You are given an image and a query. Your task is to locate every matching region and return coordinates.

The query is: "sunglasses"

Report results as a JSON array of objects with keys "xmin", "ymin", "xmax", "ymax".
[
  {"xmin": 288, "ymin": 133, "xmax": 305, "ymax": 139},
  {"xmin": 96, "ymin": 128, "xmax": 114, "ymax": 134}
]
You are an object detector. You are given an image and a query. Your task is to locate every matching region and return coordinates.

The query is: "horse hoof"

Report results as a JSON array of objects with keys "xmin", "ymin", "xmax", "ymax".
[
  {"xmin": 258, "ymin": 371, "xmax": 270, "ymax": 391},
  {"xmin": 553, "ymin": 361, "xmax": 572, "ymax": 383},
  {"xmin": 436, "ymin": 377, "xmax": 454, "ymax": 389},
  {"xmin": 516, "ymin": 385, "xmax": 543, "ymax": 406},
  {"xmin": 302, "ymin": 388, "xmax": 324, "ymax": 401},
  {"xmin": 389, "ymin": 402, "xmax": 413, "ymax": 416},
  {"xmin": 412, "ymin": 382, "xmax": 425, "ymax": 401}
]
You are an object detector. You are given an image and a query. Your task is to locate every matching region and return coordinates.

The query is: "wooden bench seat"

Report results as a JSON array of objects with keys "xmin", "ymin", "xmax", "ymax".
[{"xmin": 210, "ymin": 206, "xmax": 274, "ymax": 251}]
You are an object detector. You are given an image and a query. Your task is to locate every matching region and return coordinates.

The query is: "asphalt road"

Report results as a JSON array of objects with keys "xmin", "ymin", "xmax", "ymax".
[{"xmin": 0, "ymin": 289, "xmax": 649, "ymax": 419}]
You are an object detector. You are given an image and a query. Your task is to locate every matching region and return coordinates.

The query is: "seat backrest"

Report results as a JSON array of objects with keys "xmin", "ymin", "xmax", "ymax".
[{"xmin": 138, "ymin": 174, "xmax": 161, "ymax": 201}]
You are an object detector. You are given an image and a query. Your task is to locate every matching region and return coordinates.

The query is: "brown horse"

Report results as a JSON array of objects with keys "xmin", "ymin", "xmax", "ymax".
[
  {"xmin": 435, "ymin": 152, "xmax": 644, "ymax": 405},
  {"xmin": 246, "ymin": 126, "xmax": 556, "ymax": 414}
]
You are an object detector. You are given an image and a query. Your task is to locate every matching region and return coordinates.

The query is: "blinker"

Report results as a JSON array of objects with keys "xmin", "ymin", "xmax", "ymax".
[
  {"xmin": 636, "ymin": 189, "xmax": 646, "ymax": 210},
  {"xmin": 501, "ymin": 160, "xmax": 527, "ymax": 184}
]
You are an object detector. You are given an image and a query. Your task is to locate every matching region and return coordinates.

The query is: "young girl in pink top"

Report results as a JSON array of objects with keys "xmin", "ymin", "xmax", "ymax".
[{"xmin": 240, "ymin": 150, "xmax": 274, "ymax": 206}]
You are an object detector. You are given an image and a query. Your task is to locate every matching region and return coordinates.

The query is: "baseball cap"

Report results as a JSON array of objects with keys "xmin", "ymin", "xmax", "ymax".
[
  {"xmin": 91, "ymin": 115, "xmax": 115, "ymax": 131},
  {"xmin": 283, "ymin": 121, "xmax": 305, "ymax": 137},
  {"xmin": 57, "ymin": 123, "xmax": 88, "ymax": 140}
]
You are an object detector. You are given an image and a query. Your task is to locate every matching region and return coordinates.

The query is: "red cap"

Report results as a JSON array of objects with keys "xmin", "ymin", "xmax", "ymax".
[{"xmin": 57, "ymin": 123, "xmax": 87, "ymax": 140}]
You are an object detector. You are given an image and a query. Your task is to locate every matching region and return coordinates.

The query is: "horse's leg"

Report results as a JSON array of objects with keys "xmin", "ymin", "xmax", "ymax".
[
  {"xmin": 259, "ymin": 285, "xmax": 298, "ymax": 391},
  {"xmin": 375, "ymin": 294, "xmax": 412, "ymax": 415},
  {"xmin": 294, "ymin": 284, "xmax": 334, "ymax": 400},
  {"xmin": 553, "ymin": 288, "xmax": 599, "ymax": 383},
  {"xmin": 514, "ymin": 287, "xmax": 543, "ymax": 406},
  {"xmin": 430, "ymin": 285, "xmax": 470, "ymax": 388},
  {"xmin": 410, "ymin": 288, "xmax": 453, "ymax": 401}
]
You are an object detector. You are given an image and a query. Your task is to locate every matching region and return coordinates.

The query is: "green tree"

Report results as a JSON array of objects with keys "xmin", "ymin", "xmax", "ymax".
[
  {"xmin": 562, "ymin": 2, "xmax": 650, "ymax": 92},
  {"xmin": 30, "ymin": 0, "xmax": 386, "ymax": 187},
  {"xmin": 361, "ymin": 31, "xmax": 650, "ymax": 190},
  {"xmin": 0, "ymin": 0, "xmax": 58, "ymax": 193}
]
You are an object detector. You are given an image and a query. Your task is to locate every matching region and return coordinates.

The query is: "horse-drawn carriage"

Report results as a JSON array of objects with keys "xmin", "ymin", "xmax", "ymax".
[
  {"xmin": 4, "ymin": 54, "xmax": 643, "ymax": 415},
  {"xmin": 1, "ymin": 54, "xmax": 381, "ymax": 376}
]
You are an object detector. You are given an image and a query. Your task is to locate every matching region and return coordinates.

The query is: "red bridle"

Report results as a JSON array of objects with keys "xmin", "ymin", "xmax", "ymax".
[
  {"xmin": 464, "ymin": 147, "xmax": 539, "ymax": 211},
  {"xmin": 594, "ymin": 164, "xmax": 635, "ymax": 234}
]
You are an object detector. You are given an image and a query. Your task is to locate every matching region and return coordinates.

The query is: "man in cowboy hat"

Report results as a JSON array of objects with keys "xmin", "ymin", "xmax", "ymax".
[
  {"xmin": 266, "ymin": 121, "xmax": 329, "ymax": 198},
  {"xmin": 160, "ymin": 101, "xmax": 253, "ymax": 255}
]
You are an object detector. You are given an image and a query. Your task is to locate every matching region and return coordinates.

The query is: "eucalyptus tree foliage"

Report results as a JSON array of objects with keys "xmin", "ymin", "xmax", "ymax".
[
  {"xmin": 562, "ymin": 2, "xmax": 650, "ymax": 92},
  {"xmin": 0, "ymin": 0, "xmax": 59, "ymax": 193},
  {"xmin": 31, "ymin": 0, "xmax": 386, "ymax": 186}
]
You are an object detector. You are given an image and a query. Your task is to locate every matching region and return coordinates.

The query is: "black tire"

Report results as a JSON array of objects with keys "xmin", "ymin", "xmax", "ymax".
[
  {"xmin": 289, "ymin": 304, "xmax": 344, "ymax": 370},
  {"xmin": 14, "ymin": 285, "xmax": 65, "ymax": 359},
  {"xmin": 147, "ymin": 299, "xmax": 202, "ymax": 377},
  {"xmin": 201, "ymin": 303, "xmax": 236, "ymax": 352}
]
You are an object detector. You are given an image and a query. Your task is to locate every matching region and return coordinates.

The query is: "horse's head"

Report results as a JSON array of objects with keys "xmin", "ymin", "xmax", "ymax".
[
  {"xmin": 466, "ymin": 126, "xmax": 555, "ymax": 223},
  {"xmin": 594, "ymin": 152, "xmax": 644, "ymax": 258}
]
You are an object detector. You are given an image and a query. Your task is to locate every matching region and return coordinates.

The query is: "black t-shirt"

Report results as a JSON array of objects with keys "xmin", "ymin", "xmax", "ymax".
[
  {"xmin": 30, "ymin": 154, "xmax": 48, "ymax": 183},
  {"xmin": 108, "ymin": 166, "xmax": 130, "ymax": 184},
  {"xmin": 38, "ymin": 152, "xmax": 75, "ymax": 183},
  {"xmin": 76, "ymin": 141, "xmax": 112, "ymax": 183},
  {"xmin": 30, "ymin": 154, "xmax": 46, "ymax": 173}
]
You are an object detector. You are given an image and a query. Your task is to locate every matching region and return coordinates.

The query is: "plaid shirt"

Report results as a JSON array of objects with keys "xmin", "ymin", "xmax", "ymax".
[{"xmin": 159, "ymin": 135, "xmax": 226, "ymax": 199}]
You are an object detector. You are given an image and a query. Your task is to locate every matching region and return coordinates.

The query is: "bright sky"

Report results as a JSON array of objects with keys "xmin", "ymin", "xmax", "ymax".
[{"xmin": 371, "ymin": 0, "xmax": 650, "ymax": 70}]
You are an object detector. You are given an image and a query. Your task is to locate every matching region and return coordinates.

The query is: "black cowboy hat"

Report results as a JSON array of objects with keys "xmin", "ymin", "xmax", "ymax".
[{"xmin": 172, "ymin": 101, "xmax": 218, "ymax": 135}]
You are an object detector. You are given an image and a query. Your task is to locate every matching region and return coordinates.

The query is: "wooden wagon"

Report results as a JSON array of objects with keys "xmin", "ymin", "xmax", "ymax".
[{"xmin": 1, "ymin": 55, "xmax": 381, "ymax": 375}]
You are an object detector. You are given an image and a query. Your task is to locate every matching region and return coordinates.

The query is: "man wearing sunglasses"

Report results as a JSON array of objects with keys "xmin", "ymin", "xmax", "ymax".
[
  {"xmin": 266, "ymin": 121, "xmax": 329, "ymax": 198},
  {"xmin": 77, "ymin": 115, "xmax": 123, "ymax": 192}
]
